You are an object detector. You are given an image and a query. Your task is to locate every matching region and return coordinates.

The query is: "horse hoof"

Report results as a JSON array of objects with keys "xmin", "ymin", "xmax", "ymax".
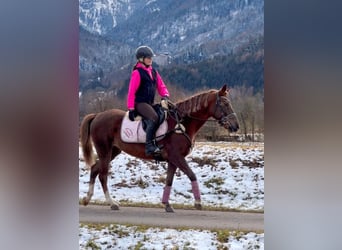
[
  {"xmin": 165, "ymin": 204, "xmax": 174, "ymax": 213},
  {"xmin": 82, "ymin": 197, "xmax": 89, "ymax": 206},
  {"xmin": 195, "ymin": 203, "xmax": 202, "ymax": 210},
  {"xmin": 111, "ymin": 204, "xmax": 120, "ymax": 210}
]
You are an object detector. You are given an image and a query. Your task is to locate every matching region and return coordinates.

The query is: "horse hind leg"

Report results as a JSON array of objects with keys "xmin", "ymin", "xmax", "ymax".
[
  {"xmin": 108, "ymin": 147, "xmax": 122, "ymax": 210},
  {"xmin": 82, "ymin": 161, "xmax": 100, "ymax": 206},
  {"xmin": 98, "ymin": 147, "xmax": 121, "ymax": 210}
]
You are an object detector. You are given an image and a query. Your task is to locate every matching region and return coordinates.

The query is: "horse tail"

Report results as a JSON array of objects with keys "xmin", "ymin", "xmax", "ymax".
[{"xmin": 80, "ymin": 113, "xmax": 97, "ymax": 168}]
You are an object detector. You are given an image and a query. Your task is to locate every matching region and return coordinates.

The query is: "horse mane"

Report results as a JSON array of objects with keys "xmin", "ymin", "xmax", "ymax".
[{"xmin": 176, "ymin": 89, "xmax": 216, "ymax": 117}]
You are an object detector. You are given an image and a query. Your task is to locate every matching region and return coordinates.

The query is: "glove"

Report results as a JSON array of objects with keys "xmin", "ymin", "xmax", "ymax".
[
  {"xmin": 161, "ymin": 96, "xmax": 169, "ymax": 110},
  {"xmin": 128, "ymin": 110, "xmax": 136, "ymax": 121}
]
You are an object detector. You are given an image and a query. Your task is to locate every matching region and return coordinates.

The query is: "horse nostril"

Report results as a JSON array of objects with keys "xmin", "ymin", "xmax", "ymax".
[{"xmin": 231, "ymin": 125, "xmax": 239, "ymax": 132}]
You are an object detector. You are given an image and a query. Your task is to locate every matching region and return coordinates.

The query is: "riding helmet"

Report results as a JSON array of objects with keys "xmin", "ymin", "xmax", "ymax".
[{"xmin": 135, "ymin": 46, "xmax": 155, "ymax": 60}]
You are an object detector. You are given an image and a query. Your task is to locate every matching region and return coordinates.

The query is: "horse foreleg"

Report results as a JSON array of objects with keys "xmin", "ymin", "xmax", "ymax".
[
  {"xmin": 191, "ymin": 180, "xmax": 202, "ymax": 210},
  {"xmin": 175, "ymin": 157, "xmax": 202, "ymax": 210},
  {"xmin": 162, "ymin": 163, "xmax": 177, "ymax": 212},
  {"xmin": 82, "ymin": 162, "xmax": 99, "ymax": 206}
]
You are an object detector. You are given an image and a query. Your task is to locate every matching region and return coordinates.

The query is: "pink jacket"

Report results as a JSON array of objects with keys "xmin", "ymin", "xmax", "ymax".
[{"xmin": 127, "ymin": 62, "xmax": 169, "ymax": 110}]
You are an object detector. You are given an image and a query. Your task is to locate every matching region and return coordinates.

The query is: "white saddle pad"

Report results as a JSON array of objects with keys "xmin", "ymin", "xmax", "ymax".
[{"xmin": 121, "ymin": 112, "xmax": 168, "ymax": 143}]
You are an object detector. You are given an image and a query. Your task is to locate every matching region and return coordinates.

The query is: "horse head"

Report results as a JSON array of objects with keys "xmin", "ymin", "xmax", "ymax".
[{"xmin": 213, "ymin": 85, "xmax": 239, "ymax": 132}]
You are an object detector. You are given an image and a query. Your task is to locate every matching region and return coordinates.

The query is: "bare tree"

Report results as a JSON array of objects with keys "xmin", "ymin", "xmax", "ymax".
[
  {"xmin": 79, "ymin": 89, "xmax": 125, "ymax": 124},
  {"xmin": 79, "ymin": 85, "xmax": 264, "ymax": 142},
  {"xmin": 230, "ymin": 86, "xmax": 264, "ymax": 141}
]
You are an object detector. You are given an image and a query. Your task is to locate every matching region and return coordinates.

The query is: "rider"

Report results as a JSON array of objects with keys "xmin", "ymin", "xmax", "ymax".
[{"xmin": 127, "ymin": 45, "xmax": 170, "ymax": 156}]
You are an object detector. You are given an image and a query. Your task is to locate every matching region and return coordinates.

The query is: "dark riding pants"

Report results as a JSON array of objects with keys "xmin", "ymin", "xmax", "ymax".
[{"xmin": 135, "ymin": 102, "xmax": 158, "ymax": 123}]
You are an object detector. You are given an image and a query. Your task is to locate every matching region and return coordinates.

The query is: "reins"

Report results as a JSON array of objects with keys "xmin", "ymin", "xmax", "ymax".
[
  {"xmin": 154, "ymin": 104, "xmax": 193, "ymax": 148},
  {"xmin": 171, "ymin": 92, "xmax": 236, "ymax": 123},
  {"xmin": 167, "ymin": 99, "xmax": 215, "ymax": 122},
  {"xmin": 154, "ymin": 91, "xmax": 236, "ymax": 150}
]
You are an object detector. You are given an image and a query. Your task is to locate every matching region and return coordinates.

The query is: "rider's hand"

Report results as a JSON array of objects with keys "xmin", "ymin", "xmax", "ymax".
[
  {"xmin": 161, "ymin": 96, "xmax": 169, "ymax": 110},
  {"xmin": 128, "ymin": 110, "xmax": 136, "ymax": 121}
]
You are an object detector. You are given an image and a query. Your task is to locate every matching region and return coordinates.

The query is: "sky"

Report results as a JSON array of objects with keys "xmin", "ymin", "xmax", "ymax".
[{"xmin": 79, "ymin": 141, "xmax": 264, "ymax": 249}]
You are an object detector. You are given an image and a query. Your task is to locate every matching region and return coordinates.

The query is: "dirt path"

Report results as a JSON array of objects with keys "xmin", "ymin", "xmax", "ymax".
[{"xmin": 79, "ymin": 205, "xmax": 264, "ymax": 231}]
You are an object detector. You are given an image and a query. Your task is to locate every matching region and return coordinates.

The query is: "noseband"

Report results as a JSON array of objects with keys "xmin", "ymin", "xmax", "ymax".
[{"xmin": 215, "ymin": 93, "xmax": 236, "ymax": 127}]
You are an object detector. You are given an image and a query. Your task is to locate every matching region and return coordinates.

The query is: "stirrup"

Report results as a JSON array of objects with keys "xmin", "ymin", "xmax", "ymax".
[
  {"xmin": 146, "ymin": 147, "xmax": 161, "ymax": 156},
  {"xmin": 152, "ymin": 151, "xmax": 164, "ymax": 162},
  {"xmin": 145, "ymin": 142, "xmax": 161, "ymax": 155}
]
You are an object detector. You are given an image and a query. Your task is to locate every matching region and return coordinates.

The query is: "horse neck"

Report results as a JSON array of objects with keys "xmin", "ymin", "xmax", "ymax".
[
  {"xmin": 176, "ymin": 91, "xmax": 216, "ymax": 138},
  {"xmin": 183, "ymin": 116, "xmax": 207, "ymax": 139}
]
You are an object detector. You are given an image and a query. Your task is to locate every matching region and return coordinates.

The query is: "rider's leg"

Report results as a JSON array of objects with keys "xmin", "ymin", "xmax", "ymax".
[{"xmin": 135, "ymin": 102, "xmax": 161, "ymax": 156}]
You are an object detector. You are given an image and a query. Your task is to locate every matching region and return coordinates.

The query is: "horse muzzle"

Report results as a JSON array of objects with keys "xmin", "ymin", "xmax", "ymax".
[
  {"xmin": 219, "ymin": 113, "xmax": 239, "ymax": 132},
  {"xmin": 228, "ymin": 124, "xmax": 239, "ymax": 133}
]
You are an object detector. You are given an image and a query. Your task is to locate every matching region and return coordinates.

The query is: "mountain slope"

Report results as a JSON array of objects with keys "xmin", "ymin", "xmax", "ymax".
[{"xmin": 79, "ymin": 0, "xmax": 264, "ymax": 92}]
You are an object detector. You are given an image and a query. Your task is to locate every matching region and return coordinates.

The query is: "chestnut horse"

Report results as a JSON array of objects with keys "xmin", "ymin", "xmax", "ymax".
[{"xmin": 80, "ymin": 85, "xmax": 239, "ymax": 212}]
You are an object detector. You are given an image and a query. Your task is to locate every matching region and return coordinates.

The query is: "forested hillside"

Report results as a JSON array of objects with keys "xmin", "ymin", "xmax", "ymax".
[
  {"xmin": 79, "ymin": 0, "xmax": 264, "ymax": 94},
  {"xmin": 79, "ymin": 0, "xmax": 264, "ymax": 140},
  {"xmin": 159, "ymin": 35, "xmax": 264, "ymax": 93},
  {"xmin": 117, "ymin": 35, "xmax": 263, "ymax": 97}
]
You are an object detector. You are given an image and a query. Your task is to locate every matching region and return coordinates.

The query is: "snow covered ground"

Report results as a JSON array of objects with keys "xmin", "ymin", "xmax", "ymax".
[
  {"xmin": 79, "ymin": 224, "xmax": 264, "ymax": 250},
  {"xmin": 79, "ymin": 141, "xmax": 264, "ymax": 249}
]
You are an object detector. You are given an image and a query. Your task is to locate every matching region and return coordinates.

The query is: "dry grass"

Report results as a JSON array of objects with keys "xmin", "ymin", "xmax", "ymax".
[
  {"xmin": 191, "ymin": 156, "xmax": 218, "ymax": 166},
  {"xmin": 195, "ymin": 141, "xmax": 264, "ymax": 150}
]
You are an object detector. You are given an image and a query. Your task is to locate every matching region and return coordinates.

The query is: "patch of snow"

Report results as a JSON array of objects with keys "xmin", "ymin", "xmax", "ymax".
[
  {"xmin": 79, "ymin": 224, "xmax": 264, "ymax": 250},
  {"xmin": 79, "ymin": 141, "xmax": 264, "ymax": 249},
  {"xmin": 79, "ymin": 142, "xmax": 264, "ymax": 211}
]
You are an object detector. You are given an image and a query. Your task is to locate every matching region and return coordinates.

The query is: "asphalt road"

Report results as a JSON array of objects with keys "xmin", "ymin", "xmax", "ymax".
[{"xmin": 79, "ymin": 205, "xmax": 264, "ymax": 231}]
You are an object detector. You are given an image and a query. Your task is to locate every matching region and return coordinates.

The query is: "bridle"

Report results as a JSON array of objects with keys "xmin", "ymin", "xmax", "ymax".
[
  {"xmin": 158, "ymin": 92, "xmax": 236, "ymax": 151},
  {"xmin": 214, "ymin": 93, "xmax": 237, "ymax": 128},
  {"xmin": 171, "ymin": 92, "xmax": 236, "ymax": 127}
]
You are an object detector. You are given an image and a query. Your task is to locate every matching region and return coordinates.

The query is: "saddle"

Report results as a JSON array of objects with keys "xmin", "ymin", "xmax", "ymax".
[{"xmin": 121, "ymin": 105, "xmax": 168, "ymax": 143}]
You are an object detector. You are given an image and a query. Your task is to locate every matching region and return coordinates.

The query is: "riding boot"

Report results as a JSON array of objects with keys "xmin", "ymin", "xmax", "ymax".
[{"xmin": 145, "ymin": 120, "xmax": 161, "ymax": 156}]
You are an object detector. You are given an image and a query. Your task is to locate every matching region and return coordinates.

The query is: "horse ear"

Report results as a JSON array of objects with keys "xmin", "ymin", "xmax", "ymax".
[{"xmin": 219, "ymin": 84, "xmax": 228, "ymax": 96}]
